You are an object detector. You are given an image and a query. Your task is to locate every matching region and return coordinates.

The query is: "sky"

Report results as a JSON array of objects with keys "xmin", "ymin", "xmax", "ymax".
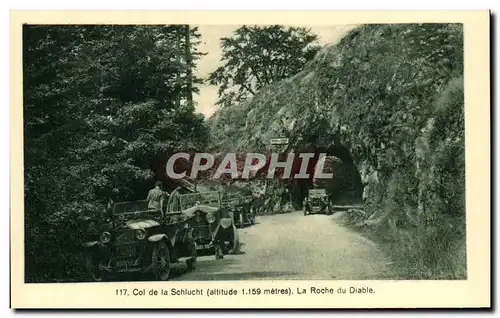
[{"xmin": 193, "ymin": 25, "xmax": 358, "ymax": 118}]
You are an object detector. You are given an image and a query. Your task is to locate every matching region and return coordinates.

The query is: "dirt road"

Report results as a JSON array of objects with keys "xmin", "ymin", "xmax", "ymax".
[{"xmin": 172, "ymin": 211, "xmax": 397, "ymax": 281}]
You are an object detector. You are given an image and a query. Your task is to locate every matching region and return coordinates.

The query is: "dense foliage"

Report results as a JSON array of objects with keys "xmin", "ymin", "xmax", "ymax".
[
  {"xmin": 209, "ymin": 23, "xmax": 465, "ymax": 278},
  {"xmin": 208, "ymin": 25, "xmax": 320, "ymax": 108},
  {"xmin": 23, "ymin": 25, "xmax": 208, "ymax": 282}
]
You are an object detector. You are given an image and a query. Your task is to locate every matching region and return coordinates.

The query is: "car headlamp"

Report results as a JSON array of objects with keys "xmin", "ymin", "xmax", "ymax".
[
  {"xmin": 206, "ymin": 213, "xmax": 216, "ymax": 224},
  {"xmin": 135, "ymin": 229, "xmax": 147, "ymax": 240},
  {"xmin": 100, "ymin": 231, "xmax": 111, "ymax": 244}
]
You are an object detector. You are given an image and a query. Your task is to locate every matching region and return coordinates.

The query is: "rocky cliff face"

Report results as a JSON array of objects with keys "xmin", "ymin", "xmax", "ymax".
[{"xmin": 209, "ymin": 23, "xmax": 465, "ymax": 278}]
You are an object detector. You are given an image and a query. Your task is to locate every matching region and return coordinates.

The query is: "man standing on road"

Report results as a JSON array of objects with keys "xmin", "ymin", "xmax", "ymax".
[{"xmin": 147, "ymin": 181, "xmax": 165, "ymax": 211}]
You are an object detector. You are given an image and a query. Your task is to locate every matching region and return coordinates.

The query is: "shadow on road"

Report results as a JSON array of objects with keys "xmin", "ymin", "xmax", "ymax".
[{"xmin": 172, "ymin": 270, "xmax": 299, "ymax": 281}]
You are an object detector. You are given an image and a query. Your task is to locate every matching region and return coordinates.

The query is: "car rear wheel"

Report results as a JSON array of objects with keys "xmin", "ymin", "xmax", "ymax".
[
  {"xmin": 186, "ymin": 241, "xmax": 197, "ymax": 270},
  {"xmin": 85, "ymin": 253, "xmax": 103, "ymax": 282},
  {"xmin": 228, "ymin": 225, "xmax": 240, "ymax": 254},
  {"xmin": 186, "ymin": 258, "xmax": 197, "ymax": 270},
  {"xmin": 152, "ymin": 241, "xmax": 171, "ymax": 281}
]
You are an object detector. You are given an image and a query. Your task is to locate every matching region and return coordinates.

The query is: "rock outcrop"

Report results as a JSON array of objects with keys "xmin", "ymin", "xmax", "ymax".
[{"xmin": 209, "ymin": 23, "xmax": 465, "ymax": 278}]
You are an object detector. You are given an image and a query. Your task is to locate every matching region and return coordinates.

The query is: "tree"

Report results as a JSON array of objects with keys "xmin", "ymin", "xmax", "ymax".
[
  {"xmin": 184, "ymin": 25, "xmax": 194, "ymax": 107},
  {"xmin": 23, "ymin": 25, "xmax": 208, "ymax": 282},
  {"xmin": 167, "ymin": 25, "xmax": 204, "ymax": 108},
  {"xmin": 208, "ymin": 25, "xmax": 320, "ymax": 108}
]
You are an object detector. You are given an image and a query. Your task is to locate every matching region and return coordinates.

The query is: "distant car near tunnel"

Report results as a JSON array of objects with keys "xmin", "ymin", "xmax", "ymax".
[{"xmin": 302, "ymin": 188, "xmax": 332, "ymax": 216}]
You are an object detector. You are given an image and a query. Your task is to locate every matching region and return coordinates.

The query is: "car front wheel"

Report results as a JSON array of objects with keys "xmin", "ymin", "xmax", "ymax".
[
  {"xmin": 152, "ymin": 241, "xmax": 171, "ymax": 281},
  {"xmin": 326, "ymin": 207, "xmax": 332, "ymax": 215},
  {"xmin": 186, "ymin": 241, "xmax": 197, "ymax": 270}
]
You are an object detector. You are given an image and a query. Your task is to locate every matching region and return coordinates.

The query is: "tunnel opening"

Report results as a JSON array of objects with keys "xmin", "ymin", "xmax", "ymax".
[
  {"xmin": 289, "ymin": 131, "xmax": 364, "ymax": 209},
  {"xmin": 322, "ymin": 144, "xmax": 364, "ymax": 204}
]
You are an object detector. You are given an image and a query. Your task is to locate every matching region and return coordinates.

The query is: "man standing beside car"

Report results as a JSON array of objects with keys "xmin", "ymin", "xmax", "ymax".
[{"xmin": 147, "ymin": 181, "xmax": 166, "ymax": 211}]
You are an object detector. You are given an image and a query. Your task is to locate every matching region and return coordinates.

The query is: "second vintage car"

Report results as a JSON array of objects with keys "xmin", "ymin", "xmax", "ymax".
[
  {"xmin": 222, "ymin": 192, "xmax": 256, "ymax": 228},
  {"xmin": 167, "ymin": 190, "xmax": 240, "ymax": 259}
]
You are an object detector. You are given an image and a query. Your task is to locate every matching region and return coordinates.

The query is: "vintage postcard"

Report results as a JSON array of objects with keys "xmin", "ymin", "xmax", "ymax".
[{"xmin": 10, "ymin": 10, "xmax": 490, "ymax": 309}]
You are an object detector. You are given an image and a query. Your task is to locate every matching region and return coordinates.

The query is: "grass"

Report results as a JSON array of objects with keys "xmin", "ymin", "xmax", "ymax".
[{"xmin": 339, "ymin": 211, "xmax": 467, "ymax": 280}]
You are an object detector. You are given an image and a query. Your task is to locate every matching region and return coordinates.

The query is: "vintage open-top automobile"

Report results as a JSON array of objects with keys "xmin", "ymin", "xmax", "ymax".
[
  {"xmin": 167, "ymin": 190, "xmax": 240, "ymax": 259},
  {"xmin": 303, "ymin": 188, "xmax": 332, "ymax": 216},
  {"xmin": 222, "ymin": 192, "xmax": 256, "ymax": 228},
  {"xmin": 83, "ymin": 199, "xmax": 197, "ymax": 281}
]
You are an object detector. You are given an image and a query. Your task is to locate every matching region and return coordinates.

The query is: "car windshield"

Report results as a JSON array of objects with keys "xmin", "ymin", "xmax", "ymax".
[
  {"xmin": 221, "ymin": 192, "xmax": 242, "ymax": 205},
  {"xmin": 309, "ymin": 189, "xmax": 327, "ymax": 196},
  {"xmin": 112, "ymin": 200, "xmax": 151, "ymax": 214},
  {"xmin": 178, "ymin": 191, "xmax": 221, "ymax": 210},
  {"xmin": 111, "ymin": 200, "xmax": 163, "ymax": 224}
]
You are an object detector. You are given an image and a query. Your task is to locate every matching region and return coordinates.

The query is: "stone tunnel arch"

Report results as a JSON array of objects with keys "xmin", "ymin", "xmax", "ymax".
[{"xmin": 289, "ymin": 141, "xmax": 364, "ymax": 209}]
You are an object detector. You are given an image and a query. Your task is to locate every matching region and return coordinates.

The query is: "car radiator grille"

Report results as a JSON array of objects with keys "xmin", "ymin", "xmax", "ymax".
[
  {"xmin": 189, "ymin": 217, "xmax": 211, "ymax": 240},
  {"xmin": 115, "ymin": 231, "xmax": 137, "ymax": 260},
  {"xmin": 192, "ymin": 225, "xmax": 211, "ymax": 240}
]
